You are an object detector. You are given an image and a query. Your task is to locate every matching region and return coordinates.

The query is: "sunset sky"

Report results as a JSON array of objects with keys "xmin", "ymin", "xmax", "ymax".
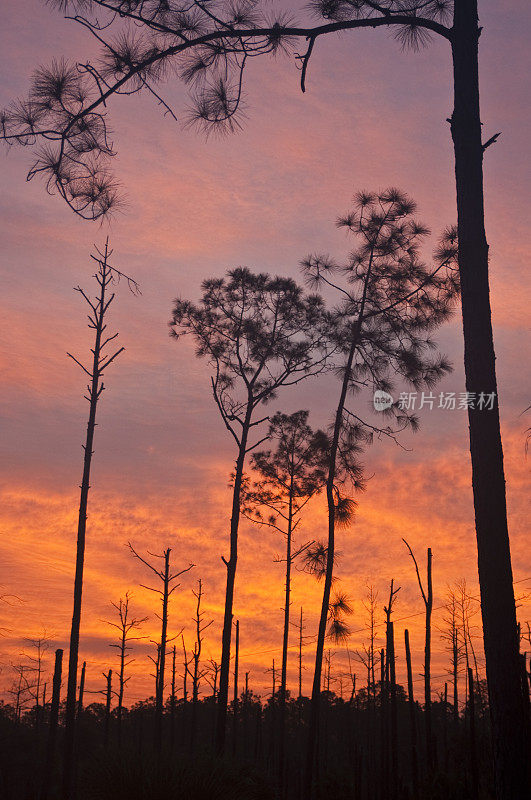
[{"xmin": 1, "ymin": 0, "xmax": 529, "ymax": 707}]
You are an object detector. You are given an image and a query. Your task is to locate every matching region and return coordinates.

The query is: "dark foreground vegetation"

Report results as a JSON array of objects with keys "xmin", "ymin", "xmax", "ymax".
[{"xmin": 1, "ymin": 674, "xmax": 499, "ymax": 800}]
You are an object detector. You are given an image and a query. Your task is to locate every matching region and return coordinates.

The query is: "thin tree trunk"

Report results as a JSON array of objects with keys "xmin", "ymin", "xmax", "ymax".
[
  {"xmin": 77, "ymin": 662, "xmax": 86, "ymax": 719},
  {"xmin": 34, "ymin": 654, "xmax": 42, "ymax": 734},
  {"xmin": 443, "ymin": 682, "xmax": 449, "ymax": 772},
  {"xmin": 304, "ymin": 242, "xmax": 374, "ymax": 798},
  {"xmin": 450, "ymin": 3, "xmax": 528, "ymax": 796},
  {"xmin": 118, "ymin": 628, "xmax": 126, "ymax": 746},
  {"xmin": 351, "ymin": 673, "xmax": 356, "ymax": 702},
  {"xmin": 388, "ymin": 621, "xmax": 398, "ymax": 799},
  {"xmin": 181, "ymin": 638, "xmax": 188, "ymax": 748},
  {"xmin": 453, "ymin": 630, "xmax": 458, "ymax": 726},
  {"xmin": 468, "ymin": 667, "xmax": 479, "ymax": 800},
  {"xmin": 243, "ymin": 671, "xmax": 250, "ymax": 759},
  {"xmin": 298, "ymin": 607, "xmax": 304, "ymax": 726},
  {"xmin": 190, "ymin": 580, "xmax": 204, "ymax": 752},
  {"xmin": 232, "ymin": 618, "xmax": 240, "ymax": 756},
  {"xmin": 424, "ymin": 548, "xmax": 433, "ymax": 769},
  {"xmin": 404, "ymin": 630, "xmax": 419, "ymax": 800},
  {"xmin": 191, "ymin": 646, "xmax": 198, "ymax": 751},
  {"xmin": 155, "ymin": 549, "xmax": 170, "ymax": 754},
  {"xmin": 279, "ymin": 486, "xmax": 294, "ymax": 786},
  {"xmin": 254, "ymin": 701, "xmax": 262, "ymax": 762},
  {"xmin": 379, "ymin": 647, "xmax": 388, "ymax": 800},
  {"xmin": 170, "ymin": 646, "xmax": 176, "ymax": 751},
  {"xmin": 269, "ymin": 659, "xmax": 277, "ymax": 768},
  {"xmin": 62, "ymin": 247, "xmax": 112, "ymax": 800},
  {"xmin": 216, "ymin": 404, "xmax": 252, "ymax": 754},
  {"xmin": 104, "ymin": 669, "xmax": 112, "ymax": 750},
  {"xmin": 41, "ymin": 649, "xmax": 63, "ymax": 800},
  {"xmin": 520, "ymin": 653, "xmax": 530, "ymax": 719}
]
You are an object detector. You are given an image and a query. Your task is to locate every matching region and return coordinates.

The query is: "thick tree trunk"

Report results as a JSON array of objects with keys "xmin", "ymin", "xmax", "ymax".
[
  {"xmin": 215, "ymin": 405, "xmax": 252, "ymax": 754},
  {"xmin": 450, "ymin": 3, "xmax": 529, "ymax": 796}
]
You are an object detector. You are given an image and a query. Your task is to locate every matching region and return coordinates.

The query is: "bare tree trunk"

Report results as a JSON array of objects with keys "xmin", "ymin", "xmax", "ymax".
[
  {"xmin": 117, "ymin": 628, "xmax": 126, "ymax": 747},
  {"xmin": 190, "ymin": 648, "xmax": 198, "ymax": 751},
  {"xmin": 155, "ymin": 549, "xmax": 170, "ymax": 754},
  {"xmin": 450, "ymin": 3, "xmax": 528, "ymax": 796},
  {"xmin": 77, "ymin": 662, "xmax": 86, "ymax": 719},
  {"xmin": 190, "ymin": 581, "xmax": 206, "ymax": 753},
  {"xmin": 384, "ymin": 580, "xmax": 400, "ymax": 797},
  {"xmin": 453, "ymin": 629, "xmax": 459, "ymax": 726},
  {"xmin": 128, "ymin": 545, "xmax": 191, "ymax": 755},
  {"xmin": 104, "ymin": 669, "xmax": 112, "ymax": 750},
  {"xmin": 269, "ymin": 659, "xmax": 277, "ymax": 768},
  {"xmin": 279, "ymin": 488, "xmax": 294, "ymax": 787},
  {"xmin": 520, "ymin": 653, "xmax": 530, "ymax": 719},
  {"xmin": 388, "ymin": 621, "xmax": 398, "ymax": 799},
  {"xmin": 216, "ymin": 405, "xmax": 252, "ymax": 755},
  {"xmin": 243, "ymin": 671, "xmax": 250, "ymax": 759},
  {"xmin": 404, "ymin": 542, "xmax": 433, "ymax": 771},
  {"xmin": 41, "ymin": 649, "xmax": 63, "ymax": 800},
  {"xmin": 232, "ymin": 619, "xmax": 240, "ymax": 756},
  {"xmin": 404, "ymin": 630, "xmax": 419, "ymax": 800},
  {"xmin": 155, "ymin": 645, "xmax": 161, "ymax": 706},
  {"xmin": 170, "ymin": 646, "xmax": 176, "ymax": 751},
  {"xmin": 254, "ymin": 701, "xmax": 263, "ymax": 762},
  {"xmin": 63, "ymin": 320, "xmax": 101, "ymax": 797},
  {"xmin": 62, "ymin": 244, "xmax": 124, "ymax": 800},
  {"xmin": 181, "ymin": 637, "xmax": 189, "ymax": 749},
  {"xmin": 468, "ymin": 667, "xmax": 479, "ymax": 800},
  {"xmin": 443, "ymin": 682, "xmax": 449, "ymax": 772},
  {"xmin": 379, "ymin": 648, "xmax": 388, "ymax": 800},
  {"xmin": 425, "ymin": 548, "xmax": 433, "ymax": 769}
]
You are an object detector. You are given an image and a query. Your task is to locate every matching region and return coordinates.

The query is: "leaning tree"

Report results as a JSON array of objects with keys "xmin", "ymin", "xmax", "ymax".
[
  {"xmin": 301, "ymin": 187, "xmax": 459, "ymax": 795},
  {"xmin": 1, "ymin": 2, "xmax": 527, "ymax": 794},
  {"xmin": 170, "ymin": 268, "xmax": 329, "ymax": 754}
]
